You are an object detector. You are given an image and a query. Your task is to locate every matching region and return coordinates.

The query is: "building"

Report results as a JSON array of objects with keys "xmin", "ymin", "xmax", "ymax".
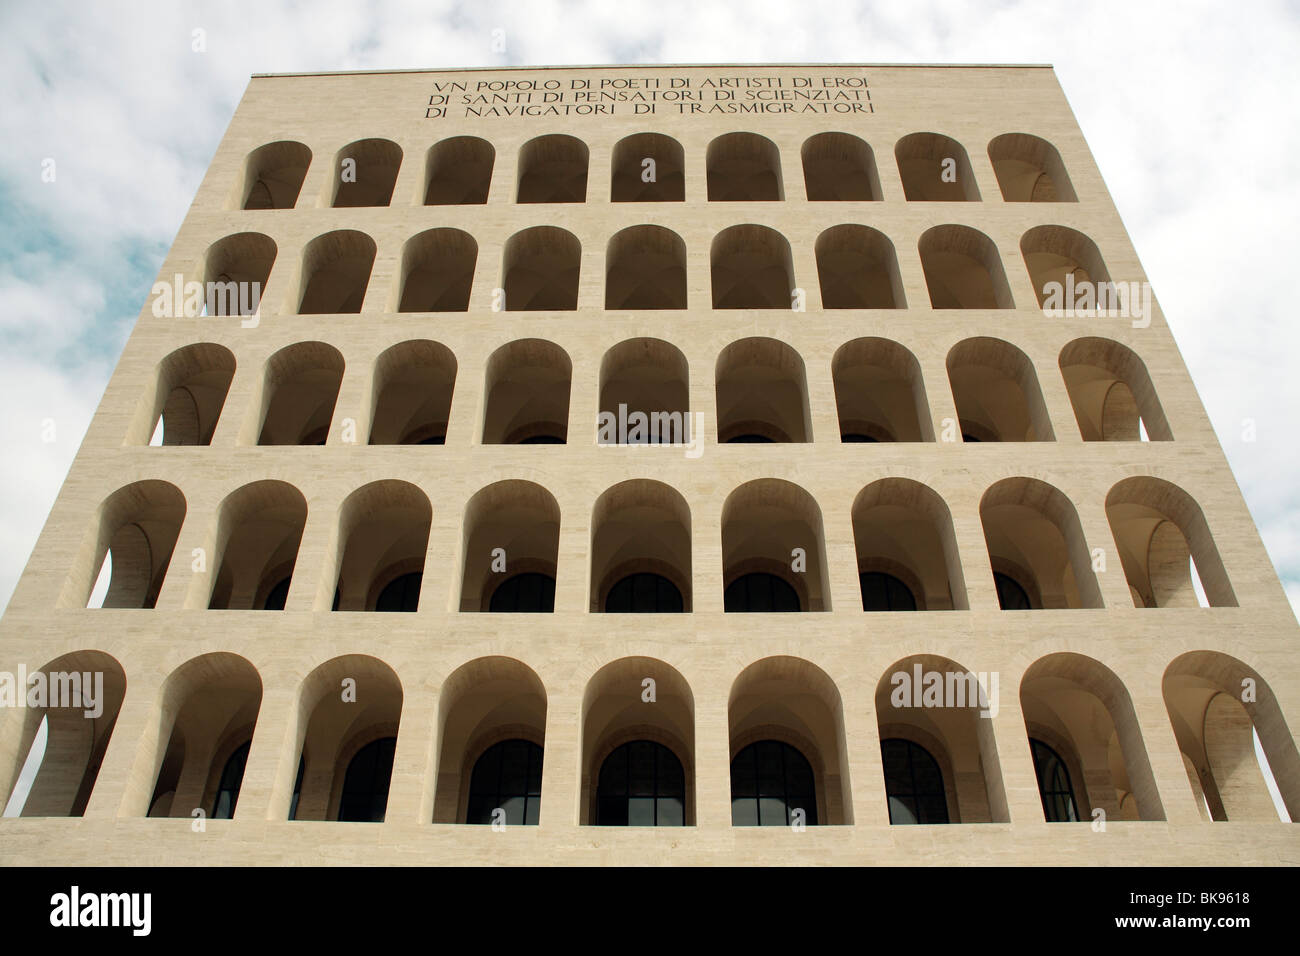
[{"xmin": 0, "ymin": 63, "xmax": 1296, "ymax": 865}]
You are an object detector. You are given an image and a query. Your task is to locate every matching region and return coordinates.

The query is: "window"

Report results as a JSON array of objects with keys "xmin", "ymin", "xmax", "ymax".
[
  {"xmin": 724, "ymin": 573, "xmax": 800, "ymax": 612},
  {"xmin": 596, "ymin": 740, "xmax": 685, "ymax": 826},
  {"xmin": 375, "ymin": 572, "xmax": 422, "ymax": 612},
  {"xmin": 211, "ymin": 741, "xmax": 251, "ymax": 819},
  {"xmin": 466, "ymin": 739, "xmax": 543, "ymax": 825},
  {"xmin": 859, "ymin": 572, "xmax": 917, "ymax": 611},
  {"xmin": 1030, "ymin": 739, "xmax": 1079, "ymax": 822},
  {"xmin": 881, "ymin": 738, "xmax": 949, "ymax": 824},
  {"xmin": 338, "ymin": 737, "xmax": 396, "ymax": 823},
  {"xmin": 604, "ymin": 573, "xmax": 683, "ymax": 613},
  {"xmin": 730, "ymin": 740, "xmax": 817, "ymax": 826},
  {"xmin": 994, "ymin": 572, "xmax": 1032, "ymax": 610},
  {"xmin": 263, "ymin": 578, "xmax": 290, "ymax": 610},
  {"xmin": 488, "ymin": 573, "xmax": 556, "ymax": 612}
]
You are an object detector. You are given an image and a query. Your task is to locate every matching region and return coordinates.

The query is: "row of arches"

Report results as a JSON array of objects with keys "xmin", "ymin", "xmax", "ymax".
[
  {"xmin": 6, "ymin": 650, "xmax": 1293, "ymax": 828},
  {"xmin": 195, "ymin": 221, "xmax": 1114, "ymax": 315},
  {"xmin": 137, "ymin": 334, "xmax": 1169, "ymax": 450},
  {"xmin": 234, "ymin": 131, "xmax": 1074, "ymax": 209},
  {"xmin": 70, "ymin": 473, "xmax": 1234, "ymax": 616}
]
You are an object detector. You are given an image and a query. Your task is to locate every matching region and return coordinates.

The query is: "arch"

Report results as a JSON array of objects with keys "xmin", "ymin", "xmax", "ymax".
[
  {"xmin": 202, "ymin": 232, "xmax": 276, "ymax": 316},
  {"xmin": 605, "ymin": 225, "xmax": 687, "ymax": 310},
  {"xmin": 1059, "ymin": 337, "xmax": 1172, "ymax": 441},
  {"xmin": 502, "ymin": 226, "xmax": 580, "ymax": 311},
  {"xmin": 0, "ymin": 650, "xmax": 126, "ymax": 817},
  {"xmin": 290, "ymin": 655, "xmax": 403, "ymax": 821},
  {"xmin": 611, "ymin": 132, "xmax": 685, "ymax": 202},
  {"xmin": 710, "ymin": 224, "xmax": 794, "ymax": 309},
  {"xmin": 516, "ymin": 133, "xmax": 588, "ymax": 203},
  {"xmin": 730, "ymin": 656, "xmax": 851, "ymax": 824},
  {"xmin": 598, "ymin": 338, "xmax": 690, "ymax": 445},
  {"xmin": 980, "ymin": 477, "xmax": 1103, "ymax": 609},
  {"xmin": 331, "ymin": 480, "xmax": 432, "ymax": 612},
  {"xmin": 254, "ymin": 341, "xmax": 344, "ymax": 445},
  {"xmin": 1020, "ymin": 225, "xmax": 1110, "ymax": 310},
  {"xmin": 130, "ymin": 343, "xmax": 235, "ymax": 446},
  {"xmin": 1163, "ymin": 651, "xmax": 1298, "ymax": 822},
  {"xmin": 237, "ymin": 140, "xmax": 310, "ymax": 210},
  {"xmin": 988, "ymin": 133, "xmax": 1076, "ymax": 202},
  {"xmin": 395, "ymin": 228, "xmax": 476, "ymax": 312},
  {"xmin": 1021, "ymin": 652, "xmax": 1164, "ymax": 821},
  {"xmin": 1106, "ymin": 477, "xmax": 1235, "ymax": 607},
  {"xmin": 296, "ymin": 229, "xmax": 376, "ymax": 314},
  {"xmin": 721, "ymin": 479, "xmax": 829, "ymax": 611},
  {"xmin": 876, "ymin": 654, "xmax": 1008, "ymax": 823},
  {"xmin": 706, "ymin": 132, "xmax": 783, "ymax": 201},
  {"xmin": 481, "ymin": 339, "xmax": 571, "ymax": 444},
  {"xmin": 368, "ymin": 339, "xmax": 457, "ymax": 445},
  {"xmin": 207, "ymin": 480, "xmax": 308, "ymax": 610},
  {"xmin": 895, "ymin": 132, "xmax": 980, "ymax": 201},
  {"xmin": 715, "ymin": 337, "xmax": 811, "ymax": 443},
  {"xmin": 919, "ymin": 225, "xmax": 1012, "ymax": 308},
  {"xmin": 424, "ymin": 135, "xmax": 494, "ymax": 205},
  {"xmin": 832, "ymin": 337, "xmax": 931, "ymax": 442},
  {"xmin": 853, "ymin": 478, "xmax": 966, "ymax": 611},
  {"xmin": 581, "ymin": 657, "xmax": 695, "ymax": 825},
  {"xmin": 330, "ymin": 138, "xmax": 402, "ymax": 207},
  {"xmin": 590, "ymin": 479, "xmax": 691, "ymax": 612},
  {"xmin": 947, "ymin": 337, "xmax": 1054, "ymax": 441},
  {"xmin": 802, "ymin": 132, "xmax": 881, "ymax": 201},
  {"xmin": 815, "ymin": 224, "xmax": 903, "ymax": 309},
  {"xmin": 460, "ymin": 480, "xmax": 560, "ymax": 612}
]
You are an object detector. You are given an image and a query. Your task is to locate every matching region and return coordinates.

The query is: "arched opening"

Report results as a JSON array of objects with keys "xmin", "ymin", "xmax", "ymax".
[
  {"xmin": 919, "ymin": 225, "xmax": 1012, "ymax": 308},
  {"xmin": 1163, "ymin": 651, "xmax": 1298, "ymax": 822},
  {"xmin": 0, "ymin": 651, "xmax": 126, "ymax": 817},
  {"xmin": 502, "ymin": 226, "xmax": 581, "ymax": 311},
  {"xmin": 202, "ymin": 232, "xmax": 275, "ymax": 317},
  {"xmin": 1059, "ymin": 338, "xmax": 1172, "ymax": 441},
  {"xmin": 832, "ymin": 337, "xmax": 931, "ymax": 442},
  {"xmin": 459, "ymin": 480, "xmax": 560, "ymax": 612},
  {"xmin": 947, "ymin": 337, "xmax": 1054, "ymax": 442},
  {"xmin": 895, "ymin": 132, "xmax": 980, "ymax": 201},
  {"xmin": 706, "ymin": 132, "xmax": 783, "ymax": 201},
  {"xmin": 721, "ymin": 479, "xmax": 829, "ymax": 611},
  {"xmin": 331, "ymin": 480, "xmax": 431, "ymax": 612},
  {"xmin": 710, "ymin": 225, "xmax": 795, "ymax": 309},
  {"xmin": 481, "ymin": 339, "xmax": 571, "ymax": 444},
  {"xmin": 1106, "ymin": 477, "xmax": 1235, "ymax": 608},
  {"xmin": 516, "ymin": 134, "xmax": 588, "ymax": 203},
  {"xmin": 597, "ymin": 338, "xmax": 689, "ymax": 446},
  {"xmin": 877, "ymin": 654, "xmax": 1008, "ymax": 823},
  {"xmin": 853, "ymin": 478, "xmax": 966, "ymax": 611},
  {"xmin": 1021, "ymin": 225, "xmax": 1111, "ymax": 311},
  {"xmin": 611, "ymin": 132, "xmax": 685, "ymax": 202},
  {"xmin": 330, "ymin": 138, "xmax": 402, "ymax": 207},
  {"xmin": 980, "ymin": 477, "xmax": 1103, "ymax": 609},
  {"xmin": 237, "ymin": 140, "xmax": 311, "ymax": 210},
  {"xmin": 590, "ymin": 479, "xmax": 691, "ymax": 612},
  {"xmin": 368, "ymin": 340, "xmax": 457, "ymax": 445},
  {"xmin": 395, "ymin": 228, "xmax": 476, "ymax": 312},
  {"xmin": 424, "ymin": 136, "xmax": 494, "ymax": 205},
  {"xmin": 296, "ymin": 230, "xmax": 376, "ymax": 314},
  {"xmin": 207, "ymin": 480, "xmax": 307, "ymax": 610},
  {"xmin": 65, "ymin": 480, "xmax": 185, "ymax": 609},
  {"xmin": 730, "ymin": 656, "xmax": 851, "ymax": 824},
  {"xmin": 254, "ymin": 341, "xmax": 344, "ymax": 446},
  {"xmin": 815, "ymin": 224, "xmax": 903, "ymax": 309},
  {"xmin": 605, "ymin": 225, "xmax": 687, "ymax": 310},
  {"xmin": 131, "ymin": 343, "xmax": 235, "ymax": 446},
  {"xmin": 802, "ymin": 132, "xmax": 881, "ymax": 201},
  {"xmin": 290, "ymin": 655, "xmax": 403, "ymax": 821},
  {"xmin": 1021, "ymin": 653, "xmax": 1165, "ymax": 822},
  {"xmin": 715, "ymin": 338, "xmax": 811, "ymax": 443},
  {"xmin": 581, "ymin": 657, "xmax": 695, "ymax": 825},
  {"xmin": 988, "ymin": 133, "xmax": 1076, "ymax": 202}
]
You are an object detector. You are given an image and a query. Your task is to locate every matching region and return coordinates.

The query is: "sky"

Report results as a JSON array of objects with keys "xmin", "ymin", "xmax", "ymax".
[{"xmin": 0, "ymin": 0, "xmax": 1298, "ymax": 620}]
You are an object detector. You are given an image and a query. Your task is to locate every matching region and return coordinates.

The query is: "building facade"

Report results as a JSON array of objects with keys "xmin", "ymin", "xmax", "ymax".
[{"xmin": 1, "ymin": 63, "xmax": 1296, "ymax": 864}]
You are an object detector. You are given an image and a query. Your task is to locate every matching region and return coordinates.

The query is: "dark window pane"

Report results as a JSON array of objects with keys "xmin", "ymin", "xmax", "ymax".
[
  {"xmin": 881, "ymin": 738, "xmax": 948, "ymax": 825},
  {"xmin": 724, "ymin": 573, "xmax": 801, "ymax": 612},
  {"xmin": 604, "ymin": 572, "xmax": 684, "ymax": 613},
  {"xmin": 595, "ymin": 740, "xmax": 685, "ymax": 827},
  {"xmin": 375, "ymin": 572, "xmax": 421, "ymax": 612},
  {"xmin": 730, "ymin": 740, "xmax": 818, "ymax": 827},
  {"xmin": 338, "ymin": 736, "xmax": 396, "ymax": 822},
  {"xmin": 488, "ymin": 572, "xmax": 556, "ymax": 612}
]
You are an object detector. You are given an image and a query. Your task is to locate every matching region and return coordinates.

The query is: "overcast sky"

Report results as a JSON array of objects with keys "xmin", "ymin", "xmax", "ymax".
[{"xmin": 0, "ymin": 0, "xmax": 1297, "ymax": 617}]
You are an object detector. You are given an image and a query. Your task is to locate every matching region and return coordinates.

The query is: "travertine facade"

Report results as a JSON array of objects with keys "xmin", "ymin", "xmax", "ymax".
[{"xmin": 1, "ymin": 63, "xmax": 1297, "ymax": 865}]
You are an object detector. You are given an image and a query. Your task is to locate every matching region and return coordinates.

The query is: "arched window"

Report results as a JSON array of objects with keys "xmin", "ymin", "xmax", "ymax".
[
  {"xmin": 730, "ymin": 740, "xmax": 818, "ymax": 826},
  {"xmin": 881, "ymin": 738, "xmax": 949, "ymax": 824},
  {"xmin": 1030, "ymin": 739, "xmax": 1079, "ymax": 822},
  {"xmin": 488, "ymin": 573, "xmax": 556, "ymax": 612},
  {"xmin": 211, "ymin": 741, "xmax": 251, "ymax": 819},
  {"xmin": 994, "ymin": 572, "xmax": 1032, "ymax": 610},
  {"xmin": 604, "ymin": 573, "xmax": 683, "ymax": 613},
  {"xmin": 375, "ymin": 572, "xmax": 422, "ymax": 612},
  {"xmin": 338, "ymin": 737, "xmax": 396, "ymax": 823},
  {"xmin": 466, "ymin": 739, "xmax": 543, "ymax": 825},
  {"xmin": 859, "ymin": 572, "xmax": 917, "ymax": 611},
  {"xmin": 724, "ymin": 573, "xmax": 801, "ymax": 612},
  {"xmin": 596, "ymin": 740, "xmax": 685, "ymax": 826},
  {"xmin": 263, "ymin": 578, "xmax": 291, "ymax": 610}
]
